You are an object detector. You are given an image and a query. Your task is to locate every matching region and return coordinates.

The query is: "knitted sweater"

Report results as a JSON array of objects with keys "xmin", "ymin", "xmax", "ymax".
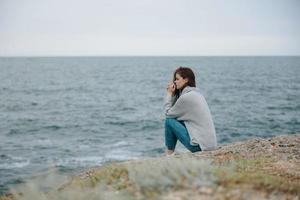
[{"xmin": 164, "ymin": 86, "xmax": 217, "ymax": 151}]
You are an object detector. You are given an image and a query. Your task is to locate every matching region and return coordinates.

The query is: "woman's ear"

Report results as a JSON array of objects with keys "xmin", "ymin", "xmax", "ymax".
[{"xmin": 184, "ymin": 78, "xmax": 189, "ymax": 84}]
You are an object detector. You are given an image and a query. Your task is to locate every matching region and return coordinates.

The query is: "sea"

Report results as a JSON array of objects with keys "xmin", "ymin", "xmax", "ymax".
[{"xmin": 0, "ymin": 56, "xmax": 299, "ymax": 195}]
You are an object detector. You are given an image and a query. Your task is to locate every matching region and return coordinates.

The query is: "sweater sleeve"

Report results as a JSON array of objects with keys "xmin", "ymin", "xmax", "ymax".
[{"xmin": 164, "ymin": 95, "xmax": 187, "ymax": 118}]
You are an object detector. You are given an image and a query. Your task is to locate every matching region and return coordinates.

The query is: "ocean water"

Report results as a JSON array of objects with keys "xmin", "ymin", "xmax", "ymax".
[{"xmin": 0, "ymin": 56, "xmax": 299, "ymax": 195}]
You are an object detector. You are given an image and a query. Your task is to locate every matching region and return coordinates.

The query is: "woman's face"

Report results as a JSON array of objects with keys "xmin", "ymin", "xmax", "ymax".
[{"xmin": 174, "ymin": 73, "xmax": 188, "ymax": 90}]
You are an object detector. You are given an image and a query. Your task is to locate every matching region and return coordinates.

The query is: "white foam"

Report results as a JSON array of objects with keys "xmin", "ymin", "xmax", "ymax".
[
  {"xmin": 111, "ymin": 141, "xmax": 129, "ymax": 147},
  {"xmin": 53, "ymin": 156, "xmax": 104, "ymax": 167},
  {"xmin": 105, "ymin": 149, "xmax": 141, "ymax": 161},
  {"xmin": 31, "ymin": 139, "xmax": 55, "ymax": 149},
  {"xmin": 0, "ymin": 159, "xmax": 30, "ymax": 169}
]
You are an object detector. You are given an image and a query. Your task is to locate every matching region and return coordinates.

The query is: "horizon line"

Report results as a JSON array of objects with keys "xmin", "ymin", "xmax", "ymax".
[{"xmin": 1, "ymin": 54, "xmax": 300, "ymax": 58}]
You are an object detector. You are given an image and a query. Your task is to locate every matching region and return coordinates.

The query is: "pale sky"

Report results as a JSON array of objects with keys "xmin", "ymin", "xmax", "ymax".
[{"xmin": 0, "ymin": 0, "xmax": 299, "ymax": 56}]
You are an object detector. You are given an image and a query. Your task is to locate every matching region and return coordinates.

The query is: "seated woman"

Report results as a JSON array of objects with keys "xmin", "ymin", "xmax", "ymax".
[{"xmin": 164, "ymin": 67, "xmax": 217, "ymax": 155}]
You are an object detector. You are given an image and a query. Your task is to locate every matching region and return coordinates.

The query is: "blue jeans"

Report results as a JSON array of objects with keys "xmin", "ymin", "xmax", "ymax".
[{"xmin": 165, "ymin": 118, "xmax": 201, "ymax": 153}]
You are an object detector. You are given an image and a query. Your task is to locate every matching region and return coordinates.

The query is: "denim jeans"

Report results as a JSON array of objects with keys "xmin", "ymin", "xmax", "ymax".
[{"xmin": 165, "ymin": 118, "xmax": 201, "ymax": 153}]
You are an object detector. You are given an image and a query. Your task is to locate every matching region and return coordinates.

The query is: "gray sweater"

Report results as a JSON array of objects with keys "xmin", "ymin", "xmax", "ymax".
[{"xmin": 164, "ymin": 86, "xmax": 217, "ymax": 151}]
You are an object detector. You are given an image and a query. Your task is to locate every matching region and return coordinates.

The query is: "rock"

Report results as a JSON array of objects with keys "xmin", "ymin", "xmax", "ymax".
[{"xmin": 1, "ymin": 134, "xmax": 299, "ymax": 200}]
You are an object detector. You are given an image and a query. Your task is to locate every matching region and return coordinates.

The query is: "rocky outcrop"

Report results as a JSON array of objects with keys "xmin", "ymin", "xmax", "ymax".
[{"xmin": 1, "ymin": 135, "xmax": 299, "ymax": 200}]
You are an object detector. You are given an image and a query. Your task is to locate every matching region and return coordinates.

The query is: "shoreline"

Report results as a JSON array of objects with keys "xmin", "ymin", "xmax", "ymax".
[{"xmin": 1, "ymin": 134, "xmax": 299, "ymax": 200}]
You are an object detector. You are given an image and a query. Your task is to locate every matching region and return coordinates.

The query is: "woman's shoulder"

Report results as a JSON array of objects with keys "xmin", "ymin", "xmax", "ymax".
[
  {"xmin": 181, "ymin": 86, "xmax": 201, "ymax": 95},
  {"xmin": 180, "ymin": 87, "xmax": 202, "ymax": 98},
  {"xmin": 178, "ymin": 90, "xmax": 201, "ymax": 103}
]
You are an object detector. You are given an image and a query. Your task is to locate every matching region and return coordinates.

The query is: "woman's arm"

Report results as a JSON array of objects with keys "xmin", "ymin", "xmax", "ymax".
[
  {"xmin": 164, "ymin": 95, "xmax": 187, "ymax": 119},
  {"xmin": 164, "ymin": 81, "xmax": 188, "ymax": 118}
]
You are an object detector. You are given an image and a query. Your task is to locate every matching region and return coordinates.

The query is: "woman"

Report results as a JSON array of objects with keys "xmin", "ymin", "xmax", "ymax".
[{"xmin": 164, "ymin": 67, "xmax": 217, "ymax": 155}]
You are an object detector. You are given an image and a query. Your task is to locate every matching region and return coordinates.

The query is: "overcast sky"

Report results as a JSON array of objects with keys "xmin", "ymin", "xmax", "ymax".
[{"xmin": 0, "ymin": 0, "xmax": 299, "ymax": 56}]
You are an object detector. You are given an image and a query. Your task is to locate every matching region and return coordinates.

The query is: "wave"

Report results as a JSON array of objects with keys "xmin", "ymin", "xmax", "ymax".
[
  {"xmin": 111, "ymin": 141, "xmax": 129, "ymax": 147},
  {"xmin": 53, "ymin": 156, "xmax": 105, "ymax": 167},
  {"xmin": 6, "ymin": 125, "xmax": 64, "ymax": 136},
  {"xmin": 0, "ymin": 155, "xmax": 30, "ymax": 169},
  {"xmin": 104, "ymin": 149, "xmax": 141, "ymax": 161}
]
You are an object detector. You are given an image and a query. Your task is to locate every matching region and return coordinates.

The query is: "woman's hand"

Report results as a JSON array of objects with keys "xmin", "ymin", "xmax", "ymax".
[{"xmin": 166, "ymin": 82, "xmax": 176, "ymax": 96}]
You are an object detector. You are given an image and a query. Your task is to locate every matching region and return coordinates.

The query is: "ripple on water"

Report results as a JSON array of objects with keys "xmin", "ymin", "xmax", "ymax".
[
  {"xmin": 105, "ymin": 149, "xmax": 141, "ymax": 161},
  {"xmin": 0, "ymin": 154, "xmax": 30, "ymax": 170},
  {"xmin": 53, "ymin": 156, "xmax": 105, "ymax": 168},
  {"xmin": 43, "ymin": 125, "xmax": 62, "ymax": 130},
  {"xmin": 7, "ymin": 129, "xmax": 20, "ymax": 135}
]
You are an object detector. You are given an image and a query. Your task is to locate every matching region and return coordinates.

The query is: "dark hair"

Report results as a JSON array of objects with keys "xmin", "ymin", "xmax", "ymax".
[{"xmin": 173, "ymin": 67, "xmax": 196, "ymax": 98}]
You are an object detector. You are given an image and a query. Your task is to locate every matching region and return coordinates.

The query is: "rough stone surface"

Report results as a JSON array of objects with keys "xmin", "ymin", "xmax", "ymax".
[{"xmin": 1, "ymin": 134, "xmax": 299, "ymax": 200}]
